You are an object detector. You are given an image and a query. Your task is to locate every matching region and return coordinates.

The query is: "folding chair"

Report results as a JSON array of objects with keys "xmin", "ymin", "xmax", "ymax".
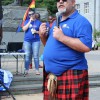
[{"xmin": 0, "ymin": 71, "xmax": 16, "ymax": 100}]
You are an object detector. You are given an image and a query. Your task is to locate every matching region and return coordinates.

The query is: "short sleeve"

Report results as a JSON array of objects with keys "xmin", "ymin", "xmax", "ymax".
[{"xmin": 75, "ymin": 20, "xmax": 92, "ymax": 49}]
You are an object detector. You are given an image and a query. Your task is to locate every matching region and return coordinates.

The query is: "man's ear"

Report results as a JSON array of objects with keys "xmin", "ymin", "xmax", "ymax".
[{"xmin": 72, "ymin": 0, "xmax": 76, "ymax": 8}]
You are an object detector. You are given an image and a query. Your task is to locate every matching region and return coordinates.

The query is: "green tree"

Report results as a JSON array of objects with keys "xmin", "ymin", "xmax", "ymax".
[
  {"xmin": 93, "ymin": 30, "xmax": 100, "ymax": 41},
  {"xmin": 46, "ymin": 0, "xmax": 57, "ymax": 16},
  {"xmin": 2, "ymin": 0, "xmax": 14, "ymax": 5},
  {"xmin": 36, "ymin": 0, "xmax": 57, "ymax": 15}
]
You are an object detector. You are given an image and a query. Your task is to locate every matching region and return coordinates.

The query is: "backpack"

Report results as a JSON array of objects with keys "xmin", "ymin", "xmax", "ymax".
[{"xmin": 0, "ymin": 69, "xmax": 16, "ymax": 100}]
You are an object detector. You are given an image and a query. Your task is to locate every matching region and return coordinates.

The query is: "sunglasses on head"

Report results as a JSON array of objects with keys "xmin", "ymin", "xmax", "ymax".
[
  {"xmin": 28, "ymin": 13, "xmax": 34, "ymax": 17},
  {"xmin": 56, "ymin": 0, "xmax": 67, "ymax": 2}
]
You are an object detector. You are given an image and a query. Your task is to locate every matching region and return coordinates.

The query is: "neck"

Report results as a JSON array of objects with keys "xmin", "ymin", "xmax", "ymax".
[{"xmin": 61, "ymin": 9, "xmax": 75, "ymax": 21}]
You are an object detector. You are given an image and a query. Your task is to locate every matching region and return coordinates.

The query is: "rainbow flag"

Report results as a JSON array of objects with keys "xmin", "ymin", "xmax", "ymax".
[{"xmin": 16, "ymin": 0, "xmax": 35, "ymax": 32}]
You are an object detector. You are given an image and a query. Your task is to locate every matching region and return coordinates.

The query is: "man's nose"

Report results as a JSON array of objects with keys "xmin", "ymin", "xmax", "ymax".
[{"xmin": 60, "ymin": 0, "xmax": 63, "ymax": 2}]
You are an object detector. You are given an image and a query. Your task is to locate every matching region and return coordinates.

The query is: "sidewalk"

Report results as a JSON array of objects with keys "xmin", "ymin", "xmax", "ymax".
[{"xmin": 2, "ymin": 93, "xmax": 43, "ymax": 100}]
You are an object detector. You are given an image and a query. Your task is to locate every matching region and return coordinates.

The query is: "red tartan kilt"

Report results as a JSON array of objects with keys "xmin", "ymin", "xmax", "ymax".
[{"xmin": 43, "ymin": 69, "xmax": 89, "ymax": 100}]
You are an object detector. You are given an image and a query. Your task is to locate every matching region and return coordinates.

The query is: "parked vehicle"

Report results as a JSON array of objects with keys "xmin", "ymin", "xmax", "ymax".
[{"xmin": 92, "ymin": 40, "xmax": 98, "ymax": 50}]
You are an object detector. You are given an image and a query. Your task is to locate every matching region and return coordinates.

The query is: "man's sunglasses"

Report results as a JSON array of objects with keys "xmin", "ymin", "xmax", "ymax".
[
  {"xmin": 28, "ymin": 13, "xmax": 34, "ymax": 17},
  {"xmin": 56, "ymin": 0, "xmax": 67, "ymax": 2}
]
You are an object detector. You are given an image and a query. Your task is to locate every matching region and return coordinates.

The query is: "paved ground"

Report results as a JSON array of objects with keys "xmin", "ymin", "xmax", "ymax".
[
  {"xmin": 89, "ymin": 87, "xmax": 100, "ymax": 100},
  {"xmin": 86, "ymin": 50, "xmax": 100, "ymax": 76},
  {"xmin": 2, "ymin": 93, "xmax": 43, "ymax": 100},
  {"xmin": 2, "ymin": 88, "xmax": 100, "ymax": 100}
]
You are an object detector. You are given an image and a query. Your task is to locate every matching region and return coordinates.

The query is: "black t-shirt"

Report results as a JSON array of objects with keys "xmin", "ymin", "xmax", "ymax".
[{"xmin": 0, "ymin": 0, "xmax": 3, "ymax": 20}]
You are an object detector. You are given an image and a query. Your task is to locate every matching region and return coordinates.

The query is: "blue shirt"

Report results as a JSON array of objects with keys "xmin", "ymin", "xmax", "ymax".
[
  {"xmin": 43, "ymin": 10, "xmax": 92, "ymax": 76},
  {"xmin": 24, "ymin": 19, "xmax": 41, "ymax": 42}
]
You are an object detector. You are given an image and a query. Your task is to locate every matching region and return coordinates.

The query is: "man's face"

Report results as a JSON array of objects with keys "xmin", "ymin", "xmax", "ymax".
[{"xmin": 56, "ymin": 0, "xmax": 75, "ymax": 14}]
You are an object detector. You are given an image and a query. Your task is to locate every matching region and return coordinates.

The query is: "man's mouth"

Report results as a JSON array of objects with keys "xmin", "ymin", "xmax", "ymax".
[{"xmin": 59, "ymin": 5, "xmax": 65, "ymax": 8}]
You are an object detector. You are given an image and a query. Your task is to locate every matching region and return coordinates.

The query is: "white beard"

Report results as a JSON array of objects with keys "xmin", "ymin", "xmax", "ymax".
[{"xmin": 58, "ymin": 8, "xmax": 66, "ymax": 14}]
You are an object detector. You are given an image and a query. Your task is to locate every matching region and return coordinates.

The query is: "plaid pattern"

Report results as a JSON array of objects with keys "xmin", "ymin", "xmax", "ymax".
[{"xmin": 43, "ymin": 69, "xmax": 89, "ymax": 100}]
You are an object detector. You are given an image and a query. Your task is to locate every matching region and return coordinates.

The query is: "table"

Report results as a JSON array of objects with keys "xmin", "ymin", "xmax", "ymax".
[{"xmin": 0, "ymin": 53, "xmax": 26, "ymax": 74}]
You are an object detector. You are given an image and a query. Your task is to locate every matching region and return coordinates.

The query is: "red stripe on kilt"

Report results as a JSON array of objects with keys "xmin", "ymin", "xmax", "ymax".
[{"xmin": 43, "ymin": 69, "xmax": 89, "ymax": 100}]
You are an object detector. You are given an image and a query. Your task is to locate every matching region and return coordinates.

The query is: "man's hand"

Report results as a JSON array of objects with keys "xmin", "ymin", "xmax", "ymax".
[
  {"xmin": 39, "ymin": 23, "xmax": 47, "ymax": 37},
  {"xmin": 53, "ymin": 26, "xmax": 64, "ymax": 41},
  {"xmin": 39, "ymin": 23, "xmax": 48, "ymax": 46}
]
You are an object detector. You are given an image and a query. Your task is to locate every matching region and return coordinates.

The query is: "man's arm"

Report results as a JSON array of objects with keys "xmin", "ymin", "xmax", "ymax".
[
  {"xmin": 53, "ymin": 26, "xmax": 91, "ymax": 52},
  {"xmin": 39, "ymin": 23, "xmax": 48, "ymax": 46},
  {"xmin": 39, "ymin": 34, "xmax": 48, "ymax": 46}
]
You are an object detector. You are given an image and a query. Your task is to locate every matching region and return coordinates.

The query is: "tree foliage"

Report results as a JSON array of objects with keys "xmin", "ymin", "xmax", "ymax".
[
  {"xmin": 36, "ymin": 0, "xmax": 57, "ymax": 16},
  {"xmin": 2, "ymin": 0, "xmax": 14, "ymax": 5},
  {"xmin": 94, "ymin": 30, "xmax": 100, "ymax": 39}
]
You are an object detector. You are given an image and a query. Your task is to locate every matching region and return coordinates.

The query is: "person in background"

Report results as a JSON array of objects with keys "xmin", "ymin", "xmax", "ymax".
[
  {"xmin": 35, "ymin": 13, "xmax": 41, "ymax": 20},
  {"xmin": 16, "ymin": 0, "xmax": 23, "ymax": 6},
  {"xmin": 22, "ymin": 8, "xmax": 41, "ymax": 75},
  {"xmin": 35, "ymin": 13, "xmax": 43, "ymax": 68},
  {"xmin": 48, "ymin": 15, "xmax": 54, "ymax": 28},
  {"xmin": 39, "ymin": 0, "xmax": 92, "ymax": 100},
  {"xmin": 29, "ymin": 12, "xmax": 43, "ymax": 69},
  {"xmin": 46, "ymin": 15, "xmax": 55, "ymax": 32},
  {"xmin": 0, "ymin": 0, "xmax": 3, "ymax": 44},
  {"xmin": 19, "ymin": 0, "xmax": 23, "ymax": 6}
]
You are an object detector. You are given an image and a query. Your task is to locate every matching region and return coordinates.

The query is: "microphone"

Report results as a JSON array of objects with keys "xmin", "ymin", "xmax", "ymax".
[{"xmin": 56, "ymin": 12, "xmax": 62, "ymax": 28}]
